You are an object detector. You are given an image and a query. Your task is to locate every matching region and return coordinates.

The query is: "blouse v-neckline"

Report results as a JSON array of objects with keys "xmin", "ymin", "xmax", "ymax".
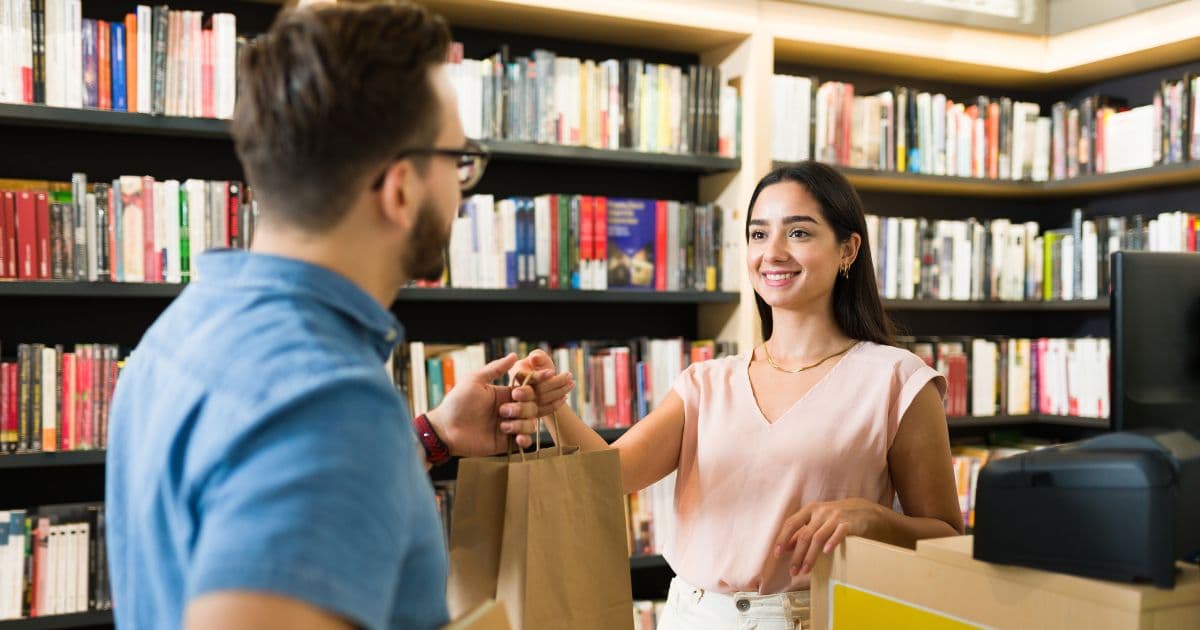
[{"xmin": 743, "ymin": 341, "xmax": 863, "ymax": 426}]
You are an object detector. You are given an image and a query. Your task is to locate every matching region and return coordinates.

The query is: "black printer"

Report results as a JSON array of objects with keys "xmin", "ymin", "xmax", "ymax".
[{"xmin": 973, "ymin": 429, "xmax": 1200, "ymax": 588}]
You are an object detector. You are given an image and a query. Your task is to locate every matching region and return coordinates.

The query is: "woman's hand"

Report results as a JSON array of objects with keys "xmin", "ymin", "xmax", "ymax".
[
  {"xmin": 509, "ymin": 349, "xmax": 575, "ymax": 417},
  {"xmin": 770, "ymin": 497, "xmax": 891, "ymax": 577}
]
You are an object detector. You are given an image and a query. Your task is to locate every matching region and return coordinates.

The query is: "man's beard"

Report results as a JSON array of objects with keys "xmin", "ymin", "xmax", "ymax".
[{"xmin": 404, "ymin": 198, "xmax": 452, "ymax": 282}]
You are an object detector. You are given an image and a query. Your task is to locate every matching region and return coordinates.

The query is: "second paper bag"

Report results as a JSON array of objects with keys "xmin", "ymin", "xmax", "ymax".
[{"xmin": 496, "ymin": 446, "xmax": 633, "ymax": 630}]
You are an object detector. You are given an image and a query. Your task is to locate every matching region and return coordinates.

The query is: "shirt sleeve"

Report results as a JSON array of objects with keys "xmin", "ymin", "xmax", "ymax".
[
  {"xmin": 889, "ymin": 353, "xmax": 948, "ymax": 448},
  {"xmin": 184, "ymin": 370, "xmax": 436, "ymax": 630}
]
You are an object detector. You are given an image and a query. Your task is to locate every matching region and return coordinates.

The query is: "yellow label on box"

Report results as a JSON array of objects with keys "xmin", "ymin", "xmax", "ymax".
[{"xmin": 832, "ymin": 582, "xmax": 985, "ymax": 629}]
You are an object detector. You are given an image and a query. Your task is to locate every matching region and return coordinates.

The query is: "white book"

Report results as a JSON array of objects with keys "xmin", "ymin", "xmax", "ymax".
[
  {"xmin": 1060, "ymin": 234, "xmax": 1075, "ymax": 300},
  {"xmin": 447, "ymin": 216, "xmax": 470, "ymax": 289},
  {"xmin": 952, "ymin": 221, "xmax": 972, "ymax": 301},
  {"xmin": 946, "ymin": 102, "xmax": 958, "ymax": 177},
  {"xmin": 1104, "ymin": 105, "xmax": 1156, "ymax": 173},
  {"xmin": 164, "ymin": 180, "xmax": 181, "ymax": 283},
  {"xmin": 1030, "ymin": 236, "xmax": 1044, "ymax": 301},
  {"xmin": 5, "ymin": 512, "xmax": 23, "ymax": 619},
  {"xmin": 1005, "ymin": 224, "xmax": 1026, "ymax": 301},
  {"xmin": 932, "ymin": 93, "xmax": 946, "ymax": 176},
  {"xmin": 899, "ymin": 218, "xmax": 917, "ymax": 300},
  {"xmin": 771, "ymin": 75, "xmax": 788, "ymax": 161},
  {"xmin": 1100, "ymin": 339, "xmax": 1111, "ymax": 419},
  {"xmin": 217, "ymin": 14, "xmax": 237, "ymax": 118},
  {"xmin": 41, "ymin": 346, "xmax": 56, "ymax": 450},
  {"xmin": 46, "ymin": 525, "xmax": 59, "ymax": 615},
  {"xmin": 971, "ymin": 338, "xmax": 997, "ymax": 416},
  {"xmin": 0, "ymin": 0, "xmax": 12, "ymax": 103},
  {"xmin": 720, "ymin": 203, "xmax": 740, "ymax": 293},
  {"xmin": 884, "ymin": 217, "xmax": 899, "ymax": 299},
  {"xmin": 0, "ymin": 511, "xmax": 9, "ymax": 620},
  {"xmin": 137, "ymin": 5, "xmax": 152, "ymax": 113},
  {"xmin": 534, "ymin": 195, "xmax": 551, "ymax": 289},
  {"xmin": 934, "ymin": 221, "xmax": 952, "ymax": 299},
  {"xmin": 1081, "ymin": 220, "xmax": 1098, "ymax": 299},
  {"xmin": 75, "ymin": 523, "xmax": 89, "ymax": 613},
  {"xmin": 409, "ymin": 341, "xmax": 427, "ymax": 416},
  {"xmin": 1024, "ymin": 222, "xmax": 1040, "ymax": 300},
  {"xmin": 62, "ymin": 526, "xmax": 76, "ymax": 613},
  {"xmin": 970, "ymin": 221, "xmax": 986, "ymax": 300},
  {"xmin": 1032, "ymin": 116, "xmax": 1052, "ymax": 182},
  {"xmin": 865, "ymin": 214, "xmax": 881, "ymax": 286},
  {"xmin": 987, "ymin": 219, "xmax": 1010, "ymax": 300},
  {"xmin": 499, "ymin": 199, "xmax": 517, "ymax": 288},
  {"xmin": 185, "ymin": 179, "xmax": 208, "ymax": 279},
  {"xmin": 66, "ymin": 0, "xmax": 81, "ymax": 108}
]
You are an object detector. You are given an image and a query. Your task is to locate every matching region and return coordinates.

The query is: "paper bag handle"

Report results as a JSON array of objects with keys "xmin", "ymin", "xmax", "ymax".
[{"xmin": 510, "ymin": 371, "xmax": 570, "ymax": 461}]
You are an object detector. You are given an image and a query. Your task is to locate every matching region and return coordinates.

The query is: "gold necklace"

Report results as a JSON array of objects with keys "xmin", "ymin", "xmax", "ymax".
[{"xmin": 762, "ymin": 341, "xmax": 857, "ymax": 374}]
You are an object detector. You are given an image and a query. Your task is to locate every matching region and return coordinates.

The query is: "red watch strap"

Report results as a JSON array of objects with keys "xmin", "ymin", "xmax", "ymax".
[{"xmin": 414, "ymin": 413, "xmax": 451, "ymax": 466}]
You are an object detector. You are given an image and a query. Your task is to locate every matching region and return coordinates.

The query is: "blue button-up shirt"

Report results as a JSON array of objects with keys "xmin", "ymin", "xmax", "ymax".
[{"xmin": 106, "ymin": 250, "xmax": 449, "ymax": 630}]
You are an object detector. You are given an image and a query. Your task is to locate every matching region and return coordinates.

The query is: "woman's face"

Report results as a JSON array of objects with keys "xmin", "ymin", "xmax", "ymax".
[{"xmin": 746, "ymin": 181, "xmax": 856, "ymax": 311}]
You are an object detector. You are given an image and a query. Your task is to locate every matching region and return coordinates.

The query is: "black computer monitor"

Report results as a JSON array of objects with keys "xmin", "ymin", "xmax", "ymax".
[{"xmin": 1110, "ymin": 251, "xmax": 1200, "ymax": 437}]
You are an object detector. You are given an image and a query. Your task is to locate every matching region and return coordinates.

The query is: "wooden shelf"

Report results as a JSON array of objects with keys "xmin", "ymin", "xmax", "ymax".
[
  {"xmin": 766, "ymin": 0, "xmax": 1200, "ymax": 89},
  {"xmin": 948, "ymin": 415, "xmax": 1109, "ymax": 429},
  {"xmin": 0, "ymin": 611, "xmax": 112, "ymax": 629},
  {"xmin": 883, "ymin": 299, "xmax": 1109, "ymax": 312},
  {"xmin": 772, "ymin": 162, "xmax": 1200, "ymax": 198},
  {"xmin": 486, "ymin": 139, "xmax": 740, "ymax": 174},
  {"xmin": 415, "ymin": 0, "xmax": 754, "ymax": 55},
  {"xmin": 0, "ymin": 451, "xmax": 106, "ymax": 470}
]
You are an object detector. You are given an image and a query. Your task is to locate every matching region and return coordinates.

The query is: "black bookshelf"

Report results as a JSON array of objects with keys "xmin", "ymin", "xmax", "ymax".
[
  {"xmin": 883, "ymin": 299, "xmax": 1109, "ymax": 312},
  {"xmin": 0, "ymin": 451, "xmax": 106, "ymax": 470},
  {"xmin": 0, "ymin": 612, "xmax": 113, "ymax": 630},
  {"xmin": 629, "ymin": 555, "xmax": 668, "ymax": 571},
  {"xmin": 947, "ymin": 415, "xmax": 1109, "ymax": 429}
]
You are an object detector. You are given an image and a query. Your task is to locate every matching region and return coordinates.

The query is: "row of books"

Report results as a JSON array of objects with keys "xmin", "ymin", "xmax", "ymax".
[
  {"xmin": 447, "ymin": 42, "xmax": 738, "ymax": 157},
  {"xmin": 0, "ymin": 1, "xmax": 239, "ymax": 118},
  {"xmin": 865, "ymin": 209, "xmax": 1200, "ymax": 302},
  {"xmin": 951, "ymin": 442, "xmax": 1050, "ymax": 529},
  {"xmin": 0, "ymin": 175, "xmax": 256, "ymax": 282},
  {"xmin": 442, "ymin": 194, "xmax": 734, "ymax": 292},
  {"xmin": 1, "ymin": 342, "xmax": 119, "ymax": 454},
  {"xmin": 903, "ymin": 337, "xmax": 1110, "ymax": 419},
  {"xmin": 771, "ymin": 73, "xmax": 1200, "ymax": 178},
  {"xmin": 390, "ymin": 337, "xmax": 736, "ymax": 429},
  {"xmin": 628, "ymin": 471, "xmax": 675, "ymax": 559},
  {"xmin": 0, "ymin": 504, "xmax": 110, "ymax": 620}
]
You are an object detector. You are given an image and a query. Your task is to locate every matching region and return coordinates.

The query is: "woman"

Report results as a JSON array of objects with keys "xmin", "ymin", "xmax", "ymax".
[{"xmin": 511, "ymin": 162, "xmax": 962, "ymax": 629}]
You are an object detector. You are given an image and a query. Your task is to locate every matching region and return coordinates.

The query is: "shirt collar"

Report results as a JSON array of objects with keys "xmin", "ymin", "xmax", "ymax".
[{"xmin": 193, "ymin": 250, "xmax": 405, "ymax": 360}]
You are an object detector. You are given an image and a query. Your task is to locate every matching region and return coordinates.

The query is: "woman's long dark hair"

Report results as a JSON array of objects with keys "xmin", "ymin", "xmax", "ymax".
[{"xmin": 747, "ymin": 161, "xmax": 896, "ymax": 346}]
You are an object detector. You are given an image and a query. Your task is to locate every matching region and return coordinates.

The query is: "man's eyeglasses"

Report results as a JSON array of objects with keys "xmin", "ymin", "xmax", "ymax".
[{"xmin": 371, "ymin": 139, "xmax": 491, "ymax": 191}]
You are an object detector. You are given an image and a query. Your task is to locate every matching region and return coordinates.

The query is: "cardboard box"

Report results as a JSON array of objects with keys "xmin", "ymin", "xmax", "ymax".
[{"xmin": 811, "ymin": 536, "xmax": 1200, "ymax": 629}]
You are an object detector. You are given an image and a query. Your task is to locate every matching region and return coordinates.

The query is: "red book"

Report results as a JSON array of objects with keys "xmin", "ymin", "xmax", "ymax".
[
  {"xmin": 987, "ymin": 102, "xmax": 1000, "ymax": 179},
  {"xmin": 1037, "ymin": 338, "xmax": 1050, "ymax": 415},
  {"xmin": 441, "ymin": 356, "xmax": 456, "ymax": 393},
  {"xmin": 579, "ymin": 196, "xmax": 594, "ymax": 287},
  {"xmin": 0, "ymin": 191, "xmax": 13, "ymax": 277},
  {"xmin": 601, "ymin": 352, "xmax": 618, "ymax": 428},
  {"xmin": 98, "ymin": 21, "xmax": 112, "ymax": 110},
  {"xmin": 61, "ymin": 353, "xmax": 75, "ymax": 451},
  {"xmin": 104, "ymin": 347, "xmax": 119, "ymax": 448},
  {"xmin": 35, "ymin": 192, "xmax": 50, "ymax": 278},
  {"xmin": 614, "ymin": 348, "xmax": 631, "ymax": 428},
  {"xmin": 549, "ymin": 196, "xmax": 559, "ymax": 289},
  {"xmin": 142, "ymin": 176, "xmax": 158, "ymax": 282},
  {"xmin": 32, "ymin": 517, "xmax": 50, "ymax": 616},
  {"xmin": 654, "ymin": 200, "xmax": 667, "ymax": 291},
  {"xmin": 15, "ymin": 191, "xmax": 37, "ymax": 279},
  {"xmin": 594, "ymin": 197, "xmax": 607, "ymax": 289},
  {"xmin": 78, "ymin": 345, "xmax": 91, "ymax": 449},
  {"xmin": 228, "ymin": 182, "xmax": 241, "ymax": 247}
]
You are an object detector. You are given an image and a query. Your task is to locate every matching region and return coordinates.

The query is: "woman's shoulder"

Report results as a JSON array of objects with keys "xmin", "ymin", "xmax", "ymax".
[
  {"xmin": 850, "ymin": 341, "xmax": 931, "ymax": 375},
  {"xmin": 684, "ymin": 352, "xmax": 747, "ymax": 380}
]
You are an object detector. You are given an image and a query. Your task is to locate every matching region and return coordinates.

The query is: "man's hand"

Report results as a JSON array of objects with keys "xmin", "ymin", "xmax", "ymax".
[
  {"xmin": 510, "ymin": 349, "xmax": 575, "ymax": 417},
  {"xmin": 426, "ymin": 353, "xmax": 570, "ymax": 457}
]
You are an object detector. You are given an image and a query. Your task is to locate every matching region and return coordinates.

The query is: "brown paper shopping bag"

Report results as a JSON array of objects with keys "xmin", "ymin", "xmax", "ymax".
[
  {"xmin": 495, "ymin": 420, "xmax": 633, "ymax": 630},
  {"xmin": 446, "ymin": 454, "xmax": 510, "ymax": 619},
  {"xmin": 441, "ymin": 600, "xmax": 511, "ymax": 630},
  {"xmin": 447, "ymin": 412, "xmax": 633, "ymax": 630}
]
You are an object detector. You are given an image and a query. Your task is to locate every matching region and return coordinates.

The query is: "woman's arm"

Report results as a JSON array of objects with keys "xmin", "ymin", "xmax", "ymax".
[
  {"xmin": 512, "ymin": 350, "xmax": 686, "ymax": 495},
  {"xmin": 879, "ymin": 380, "xmax": 964, "ymax": 544}
]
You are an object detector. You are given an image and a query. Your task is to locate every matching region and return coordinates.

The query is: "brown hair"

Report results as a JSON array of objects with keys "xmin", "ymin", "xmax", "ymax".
[
  {"xmin": 746, "ymin": 162, "xmax": 896, "ymax": 346},
  {"xmin": 232, "ymin": 2, "xmax": 451, "ymax": 231}
]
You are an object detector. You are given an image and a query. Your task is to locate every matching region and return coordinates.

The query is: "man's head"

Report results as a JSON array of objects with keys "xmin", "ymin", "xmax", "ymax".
[{"xmin": 233, "ymin": 2, "xmax": 478, "ymax": 284}]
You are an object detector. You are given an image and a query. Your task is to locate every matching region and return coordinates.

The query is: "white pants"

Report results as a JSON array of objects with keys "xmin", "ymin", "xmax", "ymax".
[{"xmin": 656, "ymin": 577, "xmax": 811, "ymax": 630}]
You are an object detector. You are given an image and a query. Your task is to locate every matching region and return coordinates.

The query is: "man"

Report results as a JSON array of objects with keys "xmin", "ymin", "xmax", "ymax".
[{"xmin": 105, "ymin": 3, "xmax": 571, "ymax": 629}]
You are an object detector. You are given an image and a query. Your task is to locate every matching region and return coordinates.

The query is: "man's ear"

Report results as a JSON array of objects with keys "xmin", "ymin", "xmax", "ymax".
[{"xmin": 376, "ymin": 159, "xmax": 420, "ymax": 232}]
